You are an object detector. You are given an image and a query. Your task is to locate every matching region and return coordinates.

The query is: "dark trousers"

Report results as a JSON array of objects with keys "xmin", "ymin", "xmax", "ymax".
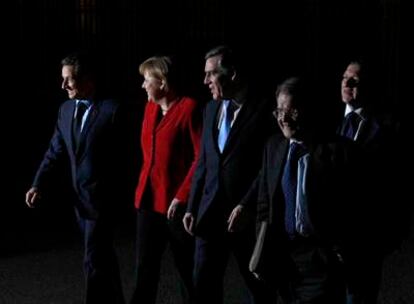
[
  {"xmin": 130, "ymin": 209, "xmax": 195, "ymax": 304},
  {"xmin": 278, "ymin": 239, "xmax": 346, "ymax": 304},
  {"xmin": 193, "ymin": 228, "xmax": 271, "ymax": 304},
  {"xmin": 345, "ymin": 250, "xmax": 383, "ymax": 304},
  {"xmin": 76, "ymin": 211, "xmax": 124, "ymax": 304}
]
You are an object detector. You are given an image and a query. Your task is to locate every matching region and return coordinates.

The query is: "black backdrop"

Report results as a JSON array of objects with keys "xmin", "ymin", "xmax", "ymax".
[{"xmin": 5, "ymin": 0, "xmax": 413, "ymax": 253}]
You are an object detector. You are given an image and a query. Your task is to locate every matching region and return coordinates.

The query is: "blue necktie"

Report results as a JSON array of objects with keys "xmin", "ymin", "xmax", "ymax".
[
  {"xmin": 342, "ymin": 111, "xmax": 361, "ymax": 140},
  {"xmin": 282, "ymin": 142, "xmax": 301, "ymax": 239},
  {"xmin": 218, "ymin": 100, "xmax": 234, "ymax": 152}
]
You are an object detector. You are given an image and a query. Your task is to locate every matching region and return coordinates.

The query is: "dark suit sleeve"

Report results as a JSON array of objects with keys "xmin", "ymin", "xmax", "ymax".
[
  {"xmin": 239, "ymin": 174, "xmax": 260, "ymax": 208},
  {"xmin": 238, "ymin": 165, "xmax": 270, "ymax": 224},
  {"xmin": 32, "ymin": 106, "xmax": 68, "ymax": 190},
  {"xmin": 186, "ymin": 105, "xmax": 207, "ymax": 215},
  {"xmin": 249, "ymin": 143, "xmax": 273, "ymax": 277},
  {"xmin": 256, "ymin": 161, "xmax": 271, "ymax": 224}
]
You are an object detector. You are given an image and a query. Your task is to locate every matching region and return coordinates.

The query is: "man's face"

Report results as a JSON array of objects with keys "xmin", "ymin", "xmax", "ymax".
[
  {"xmin": 276, "ymin": 93, "xmax": 300, "ymax": 139},
  {"xmin": 203, "ymin": 55, "xmax": 232, "ymax": 101},
  {"xmin": 341, "ymin": 63, "xmax": 361, "ymax": 104},
  {"xmin": 61, "ymin": 65, "xmax": 90, "ymax": 100}
]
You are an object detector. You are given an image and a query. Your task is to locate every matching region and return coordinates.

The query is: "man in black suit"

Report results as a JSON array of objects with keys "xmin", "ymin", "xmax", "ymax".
[
  {"xmin": 338, "ymin": 60, "xmax": 400, "ymax": 304},
  {"xmin": 25, "ymin": 52, "xmax": 125, "ymax": 304},
  {"xmin": 249, "ymin": 77, "xmax": 352, "ymax": 303},
  {"xmin": 182, "ymin": 45, "xmax": 274, "ymax": 304},
  {"xmin": 338, "ymin": 60, "xmax": 385, "ymax": 145}
]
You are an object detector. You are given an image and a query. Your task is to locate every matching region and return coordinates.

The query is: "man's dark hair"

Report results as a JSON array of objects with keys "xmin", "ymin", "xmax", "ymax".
[
  {"xmin": 276, "ymin": 77, "xmax": 317, "ymax": 134},
  {"xmin": 61, "ymin": 51, "xmax": 98, "ymax": 81},
  {"xmin": 276, "ymin": 77, "xmax": 307, "ymax": 108},
  {"xmin": 205, "ymin": 45, "xmax": 241, "ymax": 77},
  {"xmin": 344, "ymin": 58, "xmax": 376, "ymax": 108}
]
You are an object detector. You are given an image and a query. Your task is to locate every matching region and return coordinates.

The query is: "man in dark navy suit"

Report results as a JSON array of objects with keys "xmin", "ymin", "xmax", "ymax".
[
  {"xmin": 337, "ymin": 59, "xmax": 400, "ymax": 304},
  {"xmin": 183, "ymin": 45, "xmax": 274, "ymax": 304},
  {"xmin": 25, "ymin": 52, "xmax": 125, "ymax": 304}
]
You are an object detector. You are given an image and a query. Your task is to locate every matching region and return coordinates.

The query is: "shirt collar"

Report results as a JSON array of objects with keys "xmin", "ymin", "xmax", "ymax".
[
  {"xmin": 76, "ymin": 99, "xmax": 91, "ymax": 107},
  {"xmin": 344, "ymin": 104, "xmax": 363, "ymax": 117},
  {"xmin": 289, "ymin": 139, "xmax": 305, "ymax": 146}
]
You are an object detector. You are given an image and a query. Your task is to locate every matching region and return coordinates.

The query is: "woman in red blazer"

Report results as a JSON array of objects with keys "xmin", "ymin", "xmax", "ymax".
[{"xmin": 130, "ymin": 56, "xmax": 202, "ymax": 304}]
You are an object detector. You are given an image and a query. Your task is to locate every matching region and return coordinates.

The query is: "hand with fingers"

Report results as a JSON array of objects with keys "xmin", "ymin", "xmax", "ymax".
[{"xmin": 25, "ymin": 187, "xmax": 41, "ymax": 208}]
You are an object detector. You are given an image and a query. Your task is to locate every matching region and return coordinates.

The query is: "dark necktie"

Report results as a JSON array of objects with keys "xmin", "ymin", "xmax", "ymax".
[
  {"xmin": 218, "ymin": 100, "xmax": 234, "ymax": 153},
  {"xmin": 282, "ymin": 142, "xmax": 303, "ymax": 239},
  {"xmin": 342, "ymin": 111, "xmax": 361, "ymax": 140},
  {"xmin": 73, "ymin": 101, "xmax": 88, "ymax": 149}
]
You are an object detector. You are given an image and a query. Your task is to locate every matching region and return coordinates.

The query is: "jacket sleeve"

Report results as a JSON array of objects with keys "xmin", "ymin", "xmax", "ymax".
[
  {"xmin": 32, "ymin": 106, "xmax": 68, "ymax": 190},
  {"xmin": 175, "ymin": 101, "xmax": 203, "ymax": 203},
  {"xmin": 186, "ymin": 104, "xmax": 207, "ymax": 214}
]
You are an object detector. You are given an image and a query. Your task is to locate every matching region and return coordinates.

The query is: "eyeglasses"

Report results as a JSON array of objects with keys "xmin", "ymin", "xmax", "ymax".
[
  {"xmin": 272, "ymin": 108, "xmax": 299, "ymax": 119},
  {"xmin": 344, "ymin": 77, "xmax": 360, "ymax": 88}
]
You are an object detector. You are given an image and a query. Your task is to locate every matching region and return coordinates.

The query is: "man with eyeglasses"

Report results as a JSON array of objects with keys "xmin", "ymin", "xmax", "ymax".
[{"xmin": 248, "ymin": 77, "xmax": 359, "ymax": 303}]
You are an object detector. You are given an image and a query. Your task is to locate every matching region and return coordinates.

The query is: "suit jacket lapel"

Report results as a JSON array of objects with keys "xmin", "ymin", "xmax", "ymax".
[
  {"xmin": 356, "ymin": 116, "xmax": 379, "ymax": 144},
  {"xmin": 145, "ymin": 102, "xmax": 159, "ymax": 136},
  {"xmin": 207, "ymin": 101, "xmax": 220, "ymax": 153},
  {"xmin": 155, "ymin": 100, "xmax": 179, "ymax": 132},
  {"xmin": 223, "ymin": 102, "xmax": 247, "ymax": 149},
  {"xmin": 220, "ymin": 96, "xmax": 256, "ymax": 163},
  {"xmin": 268, "ymin": 138, "xmax": 289, "ymax": 200},
  {"xmin": 66, "ymin": 102, "xmax": 77, "ymax": 155}
]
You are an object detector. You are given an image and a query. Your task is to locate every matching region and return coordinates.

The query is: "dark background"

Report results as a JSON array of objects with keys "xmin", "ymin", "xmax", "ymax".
[
  {"xmin": 2, "ymin": 1, "xmax": 413, "ymax": 302},
  {"xmin": 6, "ymin": 0, "xmax": 413, "ymax": 250}
]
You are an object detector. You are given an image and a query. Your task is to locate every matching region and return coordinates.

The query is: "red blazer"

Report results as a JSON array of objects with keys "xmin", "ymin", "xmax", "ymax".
[{"xmin": 134, "ymin": 96, "xmax": 202, "ymax": 214}]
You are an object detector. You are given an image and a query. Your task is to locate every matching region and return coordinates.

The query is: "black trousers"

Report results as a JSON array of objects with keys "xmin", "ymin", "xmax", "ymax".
[
  {"xmin": 130, "ymin": 209, "xmax": 195, "ymax": 304},
  {"xmin": 278, "ymin": 238, "xmax": 346, "ymax": 304},
  {"xmin": 76, "ymin": 210, "xmax": 125, "ymax": 304},
  {"xmin": 344, "ymin": 249, "xmax": 383, "ymax": 304},
  {"xmin": 193, "ymin": 227, "xmax": 271, "ymax": 304}
]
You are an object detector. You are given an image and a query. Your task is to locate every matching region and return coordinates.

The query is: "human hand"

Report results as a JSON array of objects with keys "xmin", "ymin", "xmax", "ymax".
[
  {"xmin": 183, "ymin": 212, "xmax": 195, "ymax": 236},
  {"xmin": 25, "ymin": 187, "xmax": 41, "ymax": 208},
  {"xmin": 227, "ymin": 204, "xmax": 245, "ymax": 232},
  {"xmin": 167, "ymin": 198, "xmax": 182, "ymax": 220}
]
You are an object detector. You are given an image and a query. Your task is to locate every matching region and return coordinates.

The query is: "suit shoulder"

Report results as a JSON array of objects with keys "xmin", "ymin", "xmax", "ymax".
[
  {"xmin": 57, "ymin": 100, "xmax": 75, "ymax": 119},
  {"xmin": 267, "ymin": 133, "xmax": 284, "ymax": 144},
  {"xmin": 205, "ymin": 99, "xmax": 217, "ymax": 108},
  {"xmin": 98, "ymin": 98, "xmax": 121, "ymax": 112},
  {"xmin": 203, "ymin": 99, "xmax": 219, "ymax": 114},
  {"xmin": 60, "ymin": 99, "xmax": 73, "ymax": 109},
  {"xmin": 264, "ymin": 134, "xmax": 286, "ymax": 151},
  {"xmin": 100, "ymin": 98, "xmax": 120, "ymax": 106},
  {"xmin": 245, "ymin": 86, "xmax": 273, "ymax": 107}
]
